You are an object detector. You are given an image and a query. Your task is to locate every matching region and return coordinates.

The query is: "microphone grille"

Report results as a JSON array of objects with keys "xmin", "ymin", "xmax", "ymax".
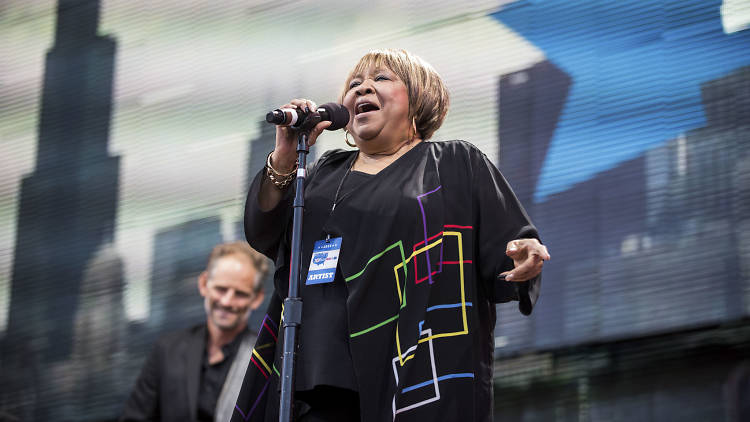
[{"xmin": 321, "ymin": 103, "xmax": 350, "ymax": 131}]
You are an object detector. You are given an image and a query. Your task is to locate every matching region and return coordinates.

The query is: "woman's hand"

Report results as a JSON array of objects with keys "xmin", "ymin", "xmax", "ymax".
[
  {"xmin": 500, "ymin": 238, "xmax": 550, "ymax": 282},
  {"xmin": 271, "ymin": 98, "xmax": 332, "ymax": 171}
]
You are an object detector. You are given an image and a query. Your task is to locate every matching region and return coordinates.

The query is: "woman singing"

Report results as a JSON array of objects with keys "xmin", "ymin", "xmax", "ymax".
[{"xmin": 233, "ymin": 48, "xmax": 549, "ymax": 422}]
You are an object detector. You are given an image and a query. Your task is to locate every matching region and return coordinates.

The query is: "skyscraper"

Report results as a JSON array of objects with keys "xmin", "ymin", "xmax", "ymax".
[
  {"xmin": 0, "ymin": 0, "xmax": 120, "ymax": 418},
  {"xmin": 497, "ymin": 60, "xmax": 572, "ymax": 214},
  {"xmin": 149, "ymin": 217, "xmax": 223, "ymax": 334}
]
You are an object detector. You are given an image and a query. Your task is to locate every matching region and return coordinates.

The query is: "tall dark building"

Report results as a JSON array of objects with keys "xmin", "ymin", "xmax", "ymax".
[
  {"xmin": 247, "ymin": 120, "xmax": 278, "ymax": 189},
  {"xmin": 495, "ymin": 66, "xmax": 750, "ymax": 355},
  {"xmin": 521, "ymin": 154, "xmax": 647, "ymax": 349},
  {"xmin": 235, "ymin": 120, "xmax": 278, "ymax": 246},
  {"xmin": 149, "ymin": 217, "xmax": 223, "ymax": 334},
  {"xmin": 497, "ymin": 60, "xmax": 572, "ymax": 214},
  {"xmin": 68, "ymin": 243, "xmax": 128, "ymax": 420},
  {"xmin": 242, "ymin": 120, "xmax": 281, "ymax": 332},
  {"xmin": 0, "ymin": 0, "xmax": 120, "ymax": 419},
  {"xmin": 245, "ymin": 117, "xmax": 320, "ymax": 191},
  {"xmin": 492, "ymin": 65, "xmax": 750, "ymax": 421},
  {"xmin": 494, "ymin": 60, "xmax": 572, "ymax": 352}
]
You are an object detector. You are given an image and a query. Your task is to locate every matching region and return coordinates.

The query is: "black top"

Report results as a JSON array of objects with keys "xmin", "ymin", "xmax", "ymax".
[
  {"xmin": 235, "ymin": 140, "xmax": 542, "ymax": 422},
  {"xmin": 295, "ymin": 170, "xmax": 372, "ymax": 393},
  {"xmin": 196, "ymin": 329, "xmax": 247, "ymax": 421}
]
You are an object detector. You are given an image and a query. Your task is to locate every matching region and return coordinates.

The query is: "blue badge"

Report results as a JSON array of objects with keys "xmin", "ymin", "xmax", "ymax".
[{"xmin": 306, "ymin": 237, "xmax": 342, "ymax": 285}]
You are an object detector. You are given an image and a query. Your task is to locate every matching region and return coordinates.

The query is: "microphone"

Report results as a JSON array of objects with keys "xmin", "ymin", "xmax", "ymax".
[{"xmin": 266, "ymin": 102, "xmax": 350, "ymax": 131}]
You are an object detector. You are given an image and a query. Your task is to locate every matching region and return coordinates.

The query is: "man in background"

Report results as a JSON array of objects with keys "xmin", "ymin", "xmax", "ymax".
[{"xmin": 121, "ymin": 241, "xmax": 268, "ymax": 422}]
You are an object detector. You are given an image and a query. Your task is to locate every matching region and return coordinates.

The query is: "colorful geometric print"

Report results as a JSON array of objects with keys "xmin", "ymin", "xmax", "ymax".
[
  {"xmin": 395, "ymin": 230, "xmax": 469, "ymax": 367},
  {"xmin": 391, "ymin": 328, "xmax": 475, "ymax": 419},
  {"xmin": 235, "ymin": 184, "xmax": 479, "ymax": 420},
  {"xmin": 416, "ymin": 185, "xmax": 442, "ymax": 284},
  {"xmin": 341, "ymin": 184, "xmax": 478, "ymax": 417},
  {"xmin": 234, "ymin": 313, "xmax": 279, "ymax": 421},
  {"xmin": 343, "ymin": 222, "xmax": 476, "ymax": 418},
  {"xmin": 346, "ymin": 226, "xmax": 473, "ymax": 345}
]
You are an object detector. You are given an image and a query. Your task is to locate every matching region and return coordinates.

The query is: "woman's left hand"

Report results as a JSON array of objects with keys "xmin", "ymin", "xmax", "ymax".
[{"xmin": 500, "ymin": 238, "xmax": 550, "ymax": 282}]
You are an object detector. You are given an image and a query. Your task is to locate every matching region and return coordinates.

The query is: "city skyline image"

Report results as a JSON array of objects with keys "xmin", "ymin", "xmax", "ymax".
[{"xmin": 0, "ymin": 0, "xmax": 748, "ymax": 420}]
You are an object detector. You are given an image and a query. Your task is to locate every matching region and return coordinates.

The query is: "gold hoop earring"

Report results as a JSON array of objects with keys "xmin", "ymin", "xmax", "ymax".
[{"xmin": 344, "ymin": 130, "xmax": 357, "ymax": 148}]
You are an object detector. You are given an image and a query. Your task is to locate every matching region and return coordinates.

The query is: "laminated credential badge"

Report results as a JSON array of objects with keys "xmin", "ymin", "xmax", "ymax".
[{"xmin": 306, "ymin": 237, "xmax": 342, "ymax": 285}]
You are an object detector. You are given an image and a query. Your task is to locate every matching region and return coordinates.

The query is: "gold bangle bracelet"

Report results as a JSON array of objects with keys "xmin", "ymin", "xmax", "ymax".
[{"xmin": 265, "ymin": 151, "xmax": 297, "ymax": 189}]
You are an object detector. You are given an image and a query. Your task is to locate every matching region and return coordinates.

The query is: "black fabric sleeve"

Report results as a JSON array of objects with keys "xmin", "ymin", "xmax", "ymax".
[
  {"xmin": 243, "ymin": 168, "xmax": 294, "ymax": 262},
  {"xmin": 243, "ymin": 149, "xmax": 345, "ymax": 262},
  {"xmin": 471, "ymin": 146, "xmax": 542, "ymax": 315},
  {"xmin": 119, "ymin": 341, "xmax": 162, "ymax": 422}
]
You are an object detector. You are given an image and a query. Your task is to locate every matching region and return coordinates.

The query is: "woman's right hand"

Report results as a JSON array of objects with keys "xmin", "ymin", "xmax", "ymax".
[{"xmin": 271, "ymin": 98, "xmax": 332, "ymax": 171}]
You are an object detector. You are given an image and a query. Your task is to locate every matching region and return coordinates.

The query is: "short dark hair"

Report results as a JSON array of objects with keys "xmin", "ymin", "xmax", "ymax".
[{"xmin": 205, "ymin": 241, "xmax": 270, "ymax": 293}]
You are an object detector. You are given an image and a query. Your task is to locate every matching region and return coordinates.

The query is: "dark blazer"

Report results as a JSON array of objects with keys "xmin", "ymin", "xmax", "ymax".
[{"xmin": 120, "ymin": 324, "xmax": 255, "ymax": 422}]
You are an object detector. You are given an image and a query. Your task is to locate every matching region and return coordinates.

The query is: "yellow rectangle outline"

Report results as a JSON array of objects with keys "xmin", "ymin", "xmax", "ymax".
[{"xmin": 395, "ymin": 231, "xmax": 467, "ymax": 366}]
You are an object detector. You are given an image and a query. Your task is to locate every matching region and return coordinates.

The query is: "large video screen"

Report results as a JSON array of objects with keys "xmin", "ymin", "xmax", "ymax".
[{"xmin": 0, "ymin": 0, "xmax": 748, "ymax": 419}]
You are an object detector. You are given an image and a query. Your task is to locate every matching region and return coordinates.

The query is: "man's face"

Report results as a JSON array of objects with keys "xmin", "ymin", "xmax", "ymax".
[{"xmin": 198, "ymin": 254, "xmax": 264, "ymax": 332}]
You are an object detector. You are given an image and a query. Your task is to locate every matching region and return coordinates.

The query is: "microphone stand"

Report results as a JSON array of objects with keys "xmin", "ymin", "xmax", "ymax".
[{"xmin": 279, "ymin": 115, "xmax": 320, "ymax": 422}]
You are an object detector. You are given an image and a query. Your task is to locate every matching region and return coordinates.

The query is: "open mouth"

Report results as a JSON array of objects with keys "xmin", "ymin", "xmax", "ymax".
[{"xmin": 355, "ymin": 101, "xmax": 380, "ymax": 115}]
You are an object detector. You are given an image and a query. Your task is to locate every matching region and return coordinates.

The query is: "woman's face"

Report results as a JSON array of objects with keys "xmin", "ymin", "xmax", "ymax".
[{"xmin": 342, "ymin": 64, "xmax": 412, "ymax": 147}]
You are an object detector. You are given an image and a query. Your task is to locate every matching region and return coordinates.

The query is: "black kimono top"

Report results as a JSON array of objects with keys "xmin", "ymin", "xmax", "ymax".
[{"xmin": 232, "ymin": 140, "xmax": 541, "ymax": 422}]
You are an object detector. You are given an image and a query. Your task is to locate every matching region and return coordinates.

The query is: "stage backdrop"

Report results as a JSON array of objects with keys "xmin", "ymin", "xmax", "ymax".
[{"xmin": 0, "ymin": 0, "xmax": 748, "ymax": 420}]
